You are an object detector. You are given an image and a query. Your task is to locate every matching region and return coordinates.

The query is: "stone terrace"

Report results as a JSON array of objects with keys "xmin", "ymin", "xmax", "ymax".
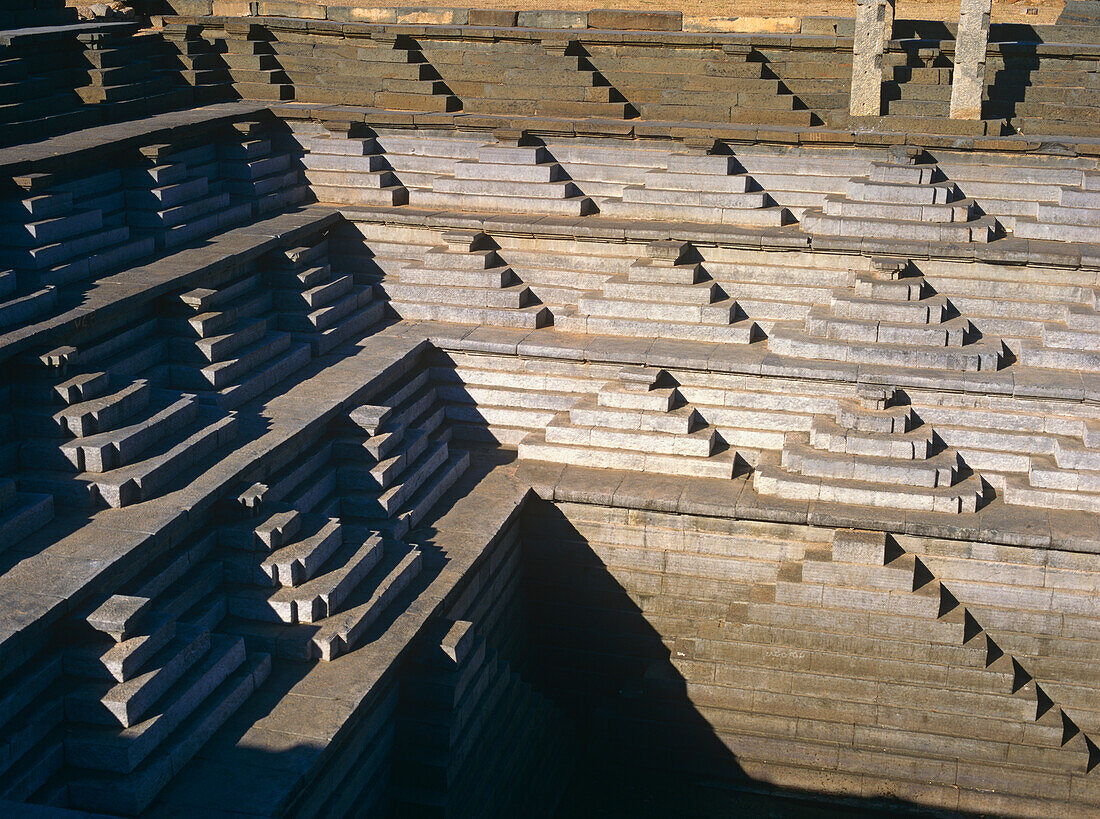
[{"xmin": 0, "ymin": 3, "xmax": 1098, "ymax": 817}]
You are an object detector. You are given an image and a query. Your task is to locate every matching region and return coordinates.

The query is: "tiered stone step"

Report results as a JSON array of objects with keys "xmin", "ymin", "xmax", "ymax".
[
  {"xmin": 74, "ymin": 29, "xmax": 186, "ymax": 115},
  {"xmin": 3, "ymin": 169, "xmax": 154, "ymax": 294},
  {"xmin": 221, "ymin": 25, "xmax": 293, "ymax": 101},
  {"xmin": 754, "ymin": 385, "xmax": 986, "ymax": 513},
  {"xmin": 418, "ymin": 37, "xmax": 630, "ymax": 119},
  {"xmin": 218, "ymin": 120, "xmax": 306, "ymax": 216},
  {"xmin": 576, "ymin": 240, "xmax": 760, "ymax": 343},
  {"xmin": 268, "ymin": 237, "xmax": 383, "ymax": 355},
  {"xmin": 384, "ymin": 230, "xmax": 551, "ymax": 329},
  {"xmin": 1012, "ymin": 173, "xmax": 1100, "ymax": 244},
  {"xmin": 422, "ymin": 141, "xmax": 596, "ymax": 216},
  {"xmin": 430, "ymin": 350, "xmax": 591, "ymax": 447},
  {"xmin": 801, "ymin": 147, "xmax": 996, "ymax": 243},
  {"xmin": 15, "ymin": 347, "xmax": 239, "ymax": 508},
  {"xmin": 0, "ymin": 476, "xmax": 53, "ymax": 555},
  {"xmin": 300, "ymin": 130, "xmax": 410, "ymax": 207},
  {"xmin": 337, "ymin": 379, "xmax": 471, "ymax": 538},
  {"xmin": 125, "ymin": 141, "xmax": 251, "ymax": 251},
  {"xmin": 580, "ymin": 42, "xmax": 816, "ymax": 126},
  {"xmin": 0, "ymin": 645, "xmax": 65, "ymax": 804},
  {"xmin": 163, "ymin": 274, "xmax": 313, "ymax": 408},
  {"xmin": 767, "ymin": 257, "xmax": 1003, "ymax": 373},
  {"xmin": 63, "ymin": 535, "xmax": 270, "ymax": 815},
  {"xmin": 598, "ymin": 152, "xmax": 791, "ymax": 227},
  {"xmin": 519, "ymin": 367, "xmax": 740, "ymax": 479}
]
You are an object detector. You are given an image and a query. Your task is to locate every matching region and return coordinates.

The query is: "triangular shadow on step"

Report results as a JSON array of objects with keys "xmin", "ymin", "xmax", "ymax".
[
  {"xmin": 521, "ymin": 500, "xmax": 963, "ymax": 817},
  {"xmin": 567, "ymin": 43, "xmax": 640, "ymax": 120},
  {"xmin": 757, "ymin": 58, "xmax": 824, "ymax": 127}
]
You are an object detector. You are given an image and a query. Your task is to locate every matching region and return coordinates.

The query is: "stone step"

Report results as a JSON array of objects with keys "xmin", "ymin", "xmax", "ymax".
[
  {"xmin": 810, "ymin": 415, "xmax": 933, "ymax": 460},
  {"xmin": 340, "ymin": 428, "xmax": 431, "ymax": 493},
  {"xmin": 241, "ymin": 516, "xmax": 344, "ymax": 588},
  {"xmin": 823, "ymin": 194, "xmax": 975, "ymax": 224},
  {"xmin": 620, "ymin": 185, "xmax": 769, "ymax": 210},
  {"xmin": 846, "ymin": 178, "xmax": 958, "ymax": 205},
  {"xmin": 174, "ymin": 316, "xmax": 270, "ymax": 364},
  {"xmin": 519, "ymin": 430, "xmax": 737, "ymax": 479},
  {"xmin": 568, "ymin": 398, "xmax": 699, "ymax": 436},
  {"xmin": 396, "ymin": 263, "xmax": 516, "ymax": 288},
  {"xmin": 92, "ymin": 410, "xmax": 238, "ymax": 508},
  {"xmin": 781, "ymin": 433, "xmax": 961, "ymax": 488},
  {"xmin": 48, "ymin": 379, "xmax": 151, "ymax": 439},
  {"xmin": 66, "ymin": 651, "xmax": 269, "ymax": 816},
  {"xmin": 385, "ymin": 281, "xmax": 533, "ymax": 309},
  {"xmin": 452, "ymin": 160, "xmax": 565, "ymax": 183},
  {"xmin": 1003, "ymin": 477, "xmax": 1100, "ymax": 514},
  {"xmin": 55, "ymin": 395, "xmax": 198, "ymax": 474},
  {"xmin": 545, "ymin": 417, "xmax": 718, "ymax": 458},
  {"xmin": 626, "ymin": 260, "xmax": 706, "ymax": 286},
  {"xmin": 0, "ymin": 492, "xmax": 54, "ymax": 553},
  {"xmin": 303, "ymin": 168, "xmax": 398, "ymax": 189},
  {"xmin": 67, "ymin": 625, "xmax": 211, "ymax": 728},
  {"xmin": 63, "ymin": 634, "xmax": 247, "ymax": 775},
  {"xmin": 1041, "ymin": 324, "xmax": 1100, "ymax": 353},
  {"xmin": 274, "ymin": 273, "xmax": 355, "ymax": 311},
  {"xmin": 598, "ymin": 199, "xmax": 789, "ymax": 227},
  {"xmin": 767, "ymin": 321, "xmax": 1002, "ymax": 372},
  {"xmin": 1018, "ymin": 341, "xmax": 1100, "ymax": 373},
  {"xmin": 391, "ymin": 301, "xmax": 552, "ymax": 329},
  {"xmin": 312, "ymin": 546, "xmax": 424, "ymax": 661},
  {"xmin": 414, "ymin": 190, "xmax": 596, "ymax": 216},
  {"xmin": 432, "ymin": 177, "xmax": 582, "ymax": 199},
  {"xmin": 65, "ymin": 614, "xmax": 176, "ymax": 683},
  {"xmin": 579, "ymin": 294, "xmax": 737, "ymax": 324},
  {"xmin": 830, "ymin": 293, "xmax": 947, "ymax": 325},
  {"xmin": 753, "ymin": 456, "xmax": 984, "ymax": 513},
  {"xmin": 598, "ymin": 383, "xmax": 678, "ymax": 413},
  {"xmin": 310, "ymin": 184, "xmax": 409, "ymax": 207},
  {"xmin": 639, "ymin": 170, "xmax": 751, "ymax": 193},
  {"xmin": 805, "ymin": 305, "xmax": 973, "ymax": 348},
  {"xmin": 392, "ymin": 449, "xmax": 469, "ymax": 533},
  {"xmin": 129, "ymin": 192, "xmax": 232, "ymax": 229},
  {"xmin": 184, "ymin": 331, "xmax": 293, "ymax": 390},
  {"xmin": 342, "ymin": 438, "xmax": 451, "ymax": 520},
  {"xmin": 229, "ymin": 530, "xmax": 384, "ymax": 625}
]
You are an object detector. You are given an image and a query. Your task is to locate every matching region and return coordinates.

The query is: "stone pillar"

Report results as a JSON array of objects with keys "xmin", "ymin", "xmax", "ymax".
[
  {"xmin": 849, "ymin": 0, "xmax": 895, "ymax": 116},
  {"xmin": 949, "ymin": 0, "xmax": 993, "ymax": 119}
]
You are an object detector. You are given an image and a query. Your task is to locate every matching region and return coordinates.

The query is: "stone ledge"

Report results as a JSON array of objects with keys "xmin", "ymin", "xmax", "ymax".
[
  {"xmin": 0, "ymin": 206, "xmax": 342, "ymax": 366},
  {"xmin": 517, "ymin": 458, "xmax": 1097, "ymax": 555},
  {"xmin": 0, "ymin": 102, "xmax": 272, "ymax": 176}
]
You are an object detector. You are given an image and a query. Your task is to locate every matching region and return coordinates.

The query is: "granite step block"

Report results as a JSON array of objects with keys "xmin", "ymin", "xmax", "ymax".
[
  {"xmin": 312, "ymin": 547, "xmax": 423, "ymax": 661},
  {"xmin": 579, "ymin": 293, "xmax": 737, "ymax": 324},
  {"xmin": 188, "ymin": 331, "xmax": 293, "ymax": 390},
  {"xmin": 214, "ymin": 341, "xmax": 313, "ymax": 410},
  {"xmin": 343, "ymin": 439, "xmax": 451, "ymax": 520},
  {"xmin": 386, "ymin": 282, "xmax": 533, "ymax": 309},
  {"xmin": 274, "ymin": 274, "xmax": 354, "ymax": 311},
  {"xmin": 58, "ymin": 395, "xmax": 197, "ymax": 473},
  {"xmin": 413, "ymin": 191, "xmax": 595, "ymax": 217},
  {"xmin": 65, "ymin": 615, "xmax": 176, "ymax": 683},
  {"xmin": 339, "ymin": 428, "xmax": 431, "ymax": 493},
  {"xmin": 229, "ymin": 533, "xmax": 383, "ymax": 625},
  {"xmin": 50, "ymin": 380, "xmax": 151, "ymax": 439},
  {"xmin": 310, "ymin": 185, "xmax": 409, "ymax": 207},
  {"xmin": 781, "ymin": 434, "xmax": 960, "ymax": 488},
  {"xmin": 391, "ymin": 301, "xmax": 552, "ymax": 329},
  {"xmin": 431, "ymin": 178, "xmax": 582, "ymax": 199},
  {"xmin": 452, "ymin": 161, "xmax": 565, "ymax": 183},
  {"xmin": 68, "ymin": 626, "xmax": 211, "ymax": 728},
  {"xmin": 584, "ymin": 315, "xmax": 756, "ymax": 344},
  {"xmin": 810, "ymin": 416, "xmax": 933, "ymax": 460},
  {"xmin": 64, "ymin": 634, "xmax": 246, "ymax": 775},
  {"xmin": 0, "ymin": 492, "xmax": 54, "ymax": 553},
  {"xmin": 519, "ymin": 430, "xmax": 737, "ymax": 479},
  {"xmin": 546, "ymin": 421, "xmax": 718, "ymax": 458},
  {"xmin": 257, "ymin": 517, "xmax": 344, "ymax": 587},
  {"xmin": 93, "ymin": 411, "xmax": 238, "ymax": 507},
  {"xmin": 66, "ymin": 651, "xmax": 269, "ymax": 816},
  {"xmin": 304, "ymin": 168, "xmax": 398, "ymax": 189}
]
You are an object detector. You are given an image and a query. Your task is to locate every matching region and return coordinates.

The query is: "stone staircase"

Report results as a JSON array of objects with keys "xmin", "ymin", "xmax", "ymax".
[
  {"xmin": 1012, "ymin": 171, "xmax": 1100, "ymax": 244},
  {"xmin": 268, "ymin": 236, "xmax": 384, "ymax": 355},
  {"xmin": 754, "ymin": 385, "xmax": 987, "ymax": 513},
  {"xmin": 573, "ymin": 240, "xmax": 761, "ymax": 343},
  {"xmin": 424, "ymin": 139, "xmax": 596, "ymax": 216},
  {"xmin": 520, "ymin": 366, "xmax": 741, "ymax": 479},
  {"xmin": 801, "ymin": 146, "xmax": 996, "ymax": 243},
  {"xmin": 161, "ymin": 275, "xmax": 314, "ymax": 410},
  {"xmin": 581, "ymin": 41, "xmax": 815, "ymax": 126},
  {"xmin": 220, "ymin": 22, "xmax": 293, "ymax": 102},
  {"xmin": 597, "ymin": 151, "xmax": 791, "ymax": 227},
  {"xmin": 62, "ymin": 534, "xmax": 269, "ymax": 816},
  {"xmin": 15, "ymin": 344, "xmax": 239, "ymax": 509},
  {"xmin": 299, "ymin": 126, "xmax": 410, "ymax": 208},
  {"xmin": 0, "ymin": 25, "xmax": 192, "ymax": 147},
  {"xmin": 767, "ymin": 256, "xmax": 1004, "ymax": 374},
  {"xmin": 383, "ymin": 230, "xmax": 552, "ymax": 329},
  {"xmin": 220, "ymin": 372, "xmax": 468, "ymax": 661}
]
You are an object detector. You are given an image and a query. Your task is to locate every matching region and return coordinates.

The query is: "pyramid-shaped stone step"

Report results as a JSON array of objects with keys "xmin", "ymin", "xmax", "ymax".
[
  {"xmin": 809, "ymin": 414, "xmax": 934, "ymax": 459},
  {"xmin": 223, "ymin": 513, "xmax": 344, "ymax": 588},
  {"xmin": 424, "ymin": 142, "xmax": 596, "ymax": 216},
  {"xmin": 600, "ymin": 152, "xmax": 789, "ymax": 226},
  {"xmin": 66, "ymin": 650, "xmax": 270, "ymax": 816},
  {"xmin": 341, "ymin": 437, "xmax": 452, "ymax": 520},
  {"xmin": 64, "ymin": 634, "xmax": 248, "ymax": 776},
  {"xmin": 781, "ymin": 431, "xmax": 961, "ymax": 487},
  {"xmin": 805, "ymin": 304, "xmax": 975, "ymax": 347},
  {"xmin": 228, "ymin": 529, "xmax": 384, "ymax": 625},
  {"xmin": 302, "ymin": 132, "xmax": 409, "ymax": 206},
  {"xmin": 338, "ymin": 427, "xmax": 433, "ymax": 493},
  {"xmin": 311, "ymin": 545, "xmax": 424, "ymax": 661},
  {"xmin": 754, "ymin": 450, "xmax": 984, "ymax": 513},
  {"xmin": 66, "ymin": 625, "xmax": 212, "ymax": 729}
]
